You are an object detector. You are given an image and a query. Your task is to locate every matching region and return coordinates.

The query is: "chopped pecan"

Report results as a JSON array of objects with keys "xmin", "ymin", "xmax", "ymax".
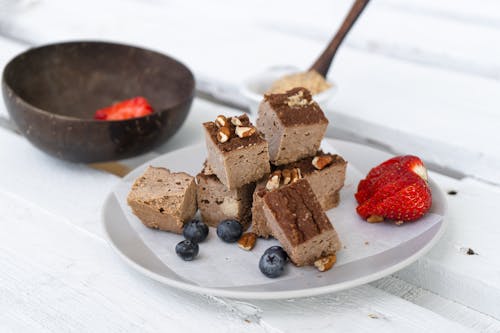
[
  {"xmin": 237, "ymin": 232, "xmax": 257, "ymax": 251},
  {"xmin": 312, "ymin": 155, "xmax": 334, "ymax": 170},
  {"xmin": 314, "ymin": 254, "xmax": 336, "ymax": 272}
]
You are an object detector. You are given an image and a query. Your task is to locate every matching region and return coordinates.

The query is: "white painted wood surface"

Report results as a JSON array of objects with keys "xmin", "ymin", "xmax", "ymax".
[
  {"xmin": 1, "ymin": 0, "xmax": 500, "ymax": 331},
  {"xmin": 3, "ymin": 0, "xmax": 500, "ymax": 183},
  {"xmin": 0, "ymin": 127, "xmax": 476, "ymax": 333}
]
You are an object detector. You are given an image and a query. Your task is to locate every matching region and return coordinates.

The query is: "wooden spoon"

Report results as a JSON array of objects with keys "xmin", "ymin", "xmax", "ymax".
[{"xmin": 310, "ymin": 0, "xmax": 371, "ymax": 77}]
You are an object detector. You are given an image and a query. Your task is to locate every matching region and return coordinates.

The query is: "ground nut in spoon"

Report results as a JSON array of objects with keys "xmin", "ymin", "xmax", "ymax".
[{"xmin": 267, "ymin": 70, "xmax": 331, "ymax": 94}]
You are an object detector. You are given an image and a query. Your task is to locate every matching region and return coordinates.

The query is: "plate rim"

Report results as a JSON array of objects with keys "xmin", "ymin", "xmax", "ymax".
[{"xmin": 101, "ymin": 139, "xmax": 448, "ymax": 299}]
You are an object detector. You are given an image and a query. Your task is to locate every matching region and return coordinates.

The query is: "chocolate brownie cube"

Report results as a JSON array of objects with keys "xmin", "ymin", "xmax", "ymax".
[
  {"xmin": 127, "ymin": 166, "xmax": 197, "ymax": 234},
  {"xmin": 196, "ymin": 162, "xmax": 255, "ymax": 230},
  {"xmin": 261, "ymin": 179, "xmax": 341, "ymax": 266},
  {"xmin": 203, "ymin": 114, "xmax": 270, "ymax": 189},
  {"xmin": 251, "ymin": 152, "xmax": 346, "ymax": 238},
  {"xmin": 257, "ymin": 87, "xmax": 328, "ymax": 165},
  {"xmin": 276, "ymin": 151, "xmax": 347, "ymax": 210}
]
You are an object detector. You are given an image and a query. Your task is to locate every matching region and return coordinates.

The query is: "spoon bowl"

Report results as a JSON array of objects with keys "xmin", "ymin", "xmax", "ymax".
[{"xmin": 240, "ymin": 66, "xmax": 337, "ymax": 113}]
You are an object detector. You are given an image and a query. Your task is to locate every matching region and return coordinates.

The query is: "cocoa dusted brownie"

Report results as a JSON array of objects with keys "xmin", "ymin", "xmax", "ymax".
[
  {"xmin": 256, "ymin": 87, "xmax": 328, "ymax": 165},
  {"xmin": 261, "ymin": 178, "xmax": 341, "ymax": 266},
  {"xmin": 203, "ymin": 114, "xmax": 270, "ymax": 189},
  {"xmin": 251, "ymin": 151, "xmax": 346, "ymax": 238},
  {"xmin": 196, "ymin": 161, "xmax": 255, "ymax": 230},
  {"xmin": 276, "ymin": 151, "xmax": 347, "ymax": 210},
  {"xmin": 127, "ymin": 166, "xmax": 197, "ymax": 234}
]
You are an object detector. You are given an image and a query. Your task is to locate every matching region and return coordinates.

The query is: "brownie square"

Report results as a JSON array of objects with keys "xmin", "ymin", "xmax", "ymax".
[
  {"xmin": 251, "ymin": 152, "xmax": 346, "ymax": 238},
  {"xmin": 261, "ymin": 179, "xmax": 341, "ymax": 266},
  {"xmin": 257, "ymin": 87, "xmax": 328, "ymax": 165},
  {"xmin": 127, "ymin": 166, "xmax": 197, "ymax": 234},
  {"xmin": 196, "ymin": 162, "xmax": 255, "ymax": 230},
  {"xmin": 276, "ymin": 151, "xmax": 347, "ymax": 210},
  {"xmin": 203, "ymin": 114, "xmax": 270, "ymax": 189}
]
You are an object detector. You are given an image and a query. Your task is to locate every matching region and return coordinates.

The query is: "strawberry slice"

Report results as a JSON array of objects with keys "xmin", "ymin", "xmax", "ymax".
[
  {"xmin": 355, "ymin": 155, "xmax": 432, "ymax": 223},
  {"xmin": 94, "ymin": 96, "xmax": 153, "ymax": 121},
  {"xmin": 357, "ymin": 175, "xmax": 432, "ymax": 222},
  {"xmin": 355, "ymin": 155, "xmax": 427, "ymax": 204},
  {"xmin": 356, "ymin": 172, "xmax": 430, "ymax": 219}
]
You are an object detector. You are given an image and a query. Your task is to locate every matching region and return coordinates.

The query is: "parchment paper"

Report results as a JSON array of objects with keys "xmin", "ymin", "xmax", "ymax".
[{"xmin": 113, "ymin": 142, "xmax": 441, "ymax": 288}]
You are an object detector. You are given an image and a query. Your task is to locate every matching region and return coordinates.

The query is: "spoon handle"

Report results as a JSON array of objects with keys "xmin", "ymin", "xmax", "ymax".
[{"xmin": 309, "ymin": 0, "xmax": 371, "ymax": 77}]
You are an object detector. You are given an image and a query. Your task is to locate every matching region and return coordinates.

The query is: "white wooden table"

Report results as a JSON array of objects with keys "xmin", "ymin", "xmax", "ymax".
[{"xmin": 1, "ymin": 1, "xmax": 500, "ymax": 331}]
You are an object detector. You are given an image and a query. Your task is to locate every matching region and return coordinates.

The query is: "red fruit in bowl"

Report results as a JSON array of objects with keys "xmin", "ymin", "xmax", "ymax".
[
  {"xmin": 355, "ymin": 155, "xmax": 432, "ymax": 223},
  {"xmin": 94, "ymin": 96, "xmax": 153, "ymax": 121}
]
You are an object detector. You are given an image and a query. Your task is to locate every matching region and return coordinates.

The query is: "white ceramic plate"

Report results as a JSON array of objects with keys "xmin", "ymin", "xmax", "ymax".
[{"xmin": 102, "ymin": 139, "xmax": 447, "ymax": 299}]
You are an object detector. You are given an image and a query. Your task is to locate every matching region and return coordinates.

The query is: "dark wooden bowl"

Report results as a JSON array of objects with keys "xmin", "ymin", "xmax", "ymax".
[{"xmin": 2, "ymin": 41, "xmax": 195, "ymax": 162}]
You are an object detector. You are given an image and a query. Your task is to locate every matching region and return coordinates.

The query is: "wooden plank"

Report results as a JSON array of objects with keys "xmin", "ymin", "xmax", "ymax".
[
  {"xmin": 0, "ymin": 189, "xmax": 472, "ymax": 332},
  {"xmin": 394, "ymin": 172, "xmax": 500, "ymax": 320},
  {"xmin": 373, "ymin": 276, "xmax": 500, "ymax": 333},
  {"xmin": 0, "ymin": 190, "xmax": 266, "ymax": 333},
  {"xmin": 380, "ymin": 0, "xmax": 500, "ymax": 27},
  {"xmin": 249, "ymin": 285, "xmax": 472, "ymax": 333}
]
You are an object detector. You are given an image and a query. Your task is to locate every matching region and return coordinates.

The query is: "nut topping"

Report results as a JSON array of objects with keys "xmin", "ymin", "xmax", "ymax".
[
  {"xmin": 237, "ymin": 232, "xmax": 257, "ymax": 251},
  {"xmin": 266, "ymin": 171, "xmax": 281, "ymax": 191},
  {"xmin": 290, "ymin": 168, "xmax": 302, "ymax": 183},
  {"xmin": 231, "ymin": 117, "xmax": 243, "ymax": 126},
  {"xmin": 215, "ymin": 115, "xmax": 227, "ymax": 127},
  {"xmin": 235, "ymin": 126, "xmax": 256, "ymax": 138},
  {"xmin": 286, "ymin": 90, "xmax": 308, "ymax": 108},
  {"xmin": 282, "ymin": 169, "xmax": 292, "ymax": 185},
  {"xmin": 312, "ymin": 155, "xmax": 334, "ymax": 170},
  {"xmin": 367, "ymin": 215, "xmax": 384, "ymax": 223},
  {"xmin": 217, "ymin": 126, "xmax": 231, "ymax": 143},
  {"xmin": 314, "ymin": 254, "xmax": 336, "ymax": 272}
]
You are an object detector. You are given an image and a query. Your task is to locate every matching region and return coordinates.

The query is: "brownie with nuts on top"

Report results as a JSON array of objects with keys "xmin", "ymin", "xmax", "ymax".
[
  {"xmin": 127, "ymin": 166, "xmax": 197, "ymax": 234},
  {"xmin": 203, "ymin": 114, "xmax": 270, "ymax": 190},
  {"xmin": 251, "ymin": 151, "xmax": 346, "ymax": 238},
  {"xmin": 261, "ymin": 178, "xmax": 341, "ymax": 266},
  {"xmin": 256, "ymin": 87, "xmax": 328, "ymax": 166},
  {"xmin": 276, "ymin": 151, "xmax": 346, "ymax": 210},
  {"xmin": 196, "ymin": 161, "xmax": 255, "ymax": 230}
]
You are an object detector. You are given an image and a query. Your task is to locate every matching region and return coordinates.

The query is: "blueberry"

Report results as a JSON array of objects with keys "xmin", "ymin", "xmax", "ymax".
[
  {"xmin": 183, "ymin": 219, "xmax": 209, "ymax": 243},
  {"xmin": 216, "ymin": 219, "xmax": 243, "ymax": 243},
  {"xmin": 175, "ymin": 240, "xmax": 199, "ymax": 261},
  {"xmin": 259, "ymin": 251, "xmax": 286, "ymax": 278},
  {"xmin": 264, "ymin": 246, "xmax": 288, "ymax": 261}
]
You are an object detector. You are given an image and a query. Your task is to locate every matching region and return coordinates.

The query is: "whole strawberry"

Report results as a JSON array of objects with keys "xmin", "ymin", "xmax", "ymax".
[{"xmin": 355, "ymin": 156, "xmax": 432, "ymax": 223}]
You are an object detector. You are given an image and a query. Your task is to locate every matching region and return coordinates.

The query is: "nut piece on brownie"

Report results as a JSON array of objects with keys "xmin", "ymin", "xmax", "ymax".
[
  {"xmin": 196, "ymin": 161, "xmax": 255, "ymax": 230},
  {"xmin": 127, "ymin": 166, "xmax": 197, "ymax": 234},
  {"xmin": 261, "ymin": 178, "xmax": 341, "ymax": 266},
  {"xmin": 256, "ymin": 87, "xmax": 328, "ymax": 166},
  {"xmin": 203, "ymin": 114, "xmax": 270, "ymax": 189}
]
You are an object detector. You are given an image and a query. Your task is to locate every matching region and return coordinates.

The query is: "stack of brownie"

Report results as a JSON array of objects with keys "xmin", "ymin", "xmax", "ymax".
[{"xmin": 197, "ymin": 87, "xmax": 347, "ymax": 267}]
